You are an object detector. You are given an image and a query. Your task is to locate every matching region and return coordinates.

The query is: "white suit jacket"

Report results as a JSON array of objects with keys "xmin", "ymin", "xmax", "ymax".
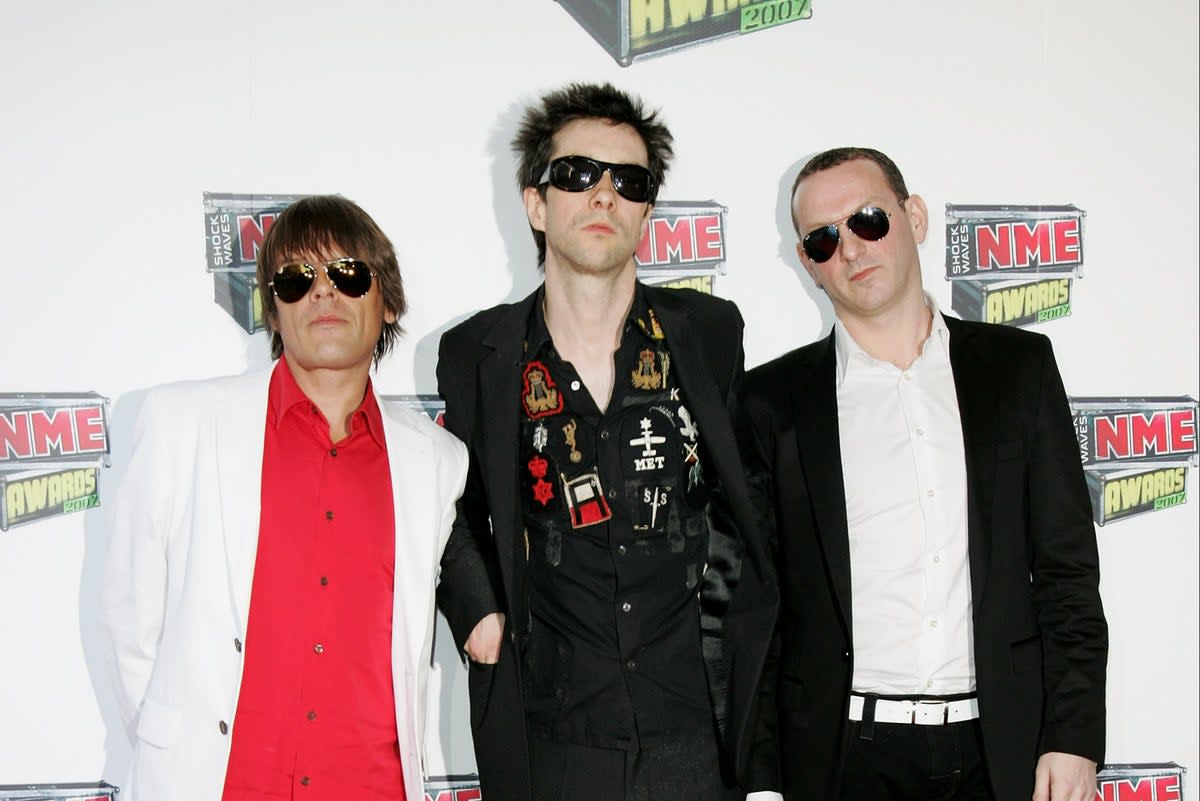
[{"xmin": 101, "ymin": 367, "xmax": 468, "ymax": 801}]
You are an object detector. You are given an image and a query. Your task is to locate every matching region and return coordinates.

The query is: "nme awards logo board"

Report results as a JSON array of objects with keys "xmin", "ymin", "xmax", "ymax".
[
  {"xmin": 203, "ymin": 192, "xmax": 307, "ymax": 335},
  {"xmin": 1070, "ymin": 397, "xmax": 1198, "ymax": 526},
  {"xmin": 1095, "ymin": 764, "xmax": 1185, "ymax": 800},
  {"xmin": 635, "ymin": 201, "xmax": 726, "ymax": 295},
  {"xmin": 556, "ymin": 0, "xmax": 811, "ymax": 66},
  {"xmin": 946, "ymin": 205, "xmax": 1084, "ymax": 329},
  {"xmin": 0, "ymin": 781, "xmax": 118, "ymax": 800},
  {"xmin": 0, "ymin": 394, "xmax": 110, "ymax": 532},
  {"xmin": 423, "ymin": 777, "xmax": 481, "ymax": 801}
]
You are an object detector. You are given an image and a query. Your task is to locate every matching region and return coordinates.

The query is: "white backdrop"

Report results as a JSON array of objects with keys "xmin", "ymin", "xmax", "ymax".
[{"xmin": 1, "ymin": 0, "xmax": 1197, "ymax": 794}]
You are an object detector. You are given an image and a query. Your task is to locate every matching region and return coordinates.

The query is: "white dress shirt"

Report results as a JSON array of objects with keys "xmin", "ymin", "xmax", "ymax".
[{"xmin": 835, "ymin": 300, "xmax": 974, "ymax": 696}]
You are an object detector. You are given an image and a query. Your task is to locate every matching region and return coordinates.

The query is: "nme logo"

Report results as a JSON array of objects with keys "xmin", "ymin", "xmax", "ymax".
[
  {"xmin": 1094, "ymin": 410, "xmax": 1196, "ymax": 462},
  {"xmin": 0, "ymin": 406, "xmax": 107, "ymax": 462},
  {"xmin": 635, "ymin": 211, "xmax": 724, "ymax": 268},
  {"xmin": 424, "ymin": 791, "xmax": 481, "ymax": 801},
  {"xmin": 1096, "ymin": 774, "xmax": 1182, "ymax": 800},
  {"xmin": 975, "ymin": 218, "xmax": 1081, "ymax": 271},
  {"xmin": 237, "ymin": 212, "xmax": 278, "ymax": 262}
]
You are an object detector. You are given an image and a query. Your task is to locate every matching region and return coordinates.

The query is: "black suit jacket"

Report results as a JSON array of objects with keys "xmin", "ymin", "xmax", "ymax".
[
  {"xmin": 738, "ymin": 315, "xmax": 1107, "ymax": 800},
  {"xmin": 437, "ymin": 284, "xmax": 778, "ymax": 801}
]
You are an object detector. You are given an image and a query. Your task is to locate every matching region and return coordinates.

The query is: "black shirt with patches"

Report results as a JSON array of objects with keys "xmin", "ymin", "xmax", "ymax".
[{"xmin": 516, "ymin": 286, "xmax": 713, "ymax": 751}]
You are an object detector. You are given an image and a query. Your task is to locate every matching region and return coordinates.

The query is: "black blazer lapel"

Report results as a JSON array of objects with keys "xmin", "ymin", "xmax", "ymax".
[
  {"xmin": 794, "ymin": 332, "xmax": 854, "ymax": 637},
  {"xmin": 946, "ymin": 316, "xmax": 998, "ymax": 610},
  {"xmin": 478, "ymin": 291, "xmax": 538, "ymax": 622},
  {"xmin": 650, "ymin": 296, "xmax": 747, "ymax": 517}
]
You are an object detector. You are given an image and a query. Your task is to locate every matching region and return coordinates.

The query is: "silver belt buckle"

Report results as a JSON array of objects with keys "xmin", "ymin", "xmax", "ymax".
[{"xmin": 912, "ymin": 699, "xmax": 949, "ymax": 725}]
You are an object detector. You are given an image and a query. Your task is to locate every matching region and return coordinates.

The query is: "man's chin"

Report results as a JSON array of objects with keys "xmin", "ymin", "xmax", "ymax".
[{"xmin": 284, "ymin": 348, "xmax": 374, "ymax": 375}]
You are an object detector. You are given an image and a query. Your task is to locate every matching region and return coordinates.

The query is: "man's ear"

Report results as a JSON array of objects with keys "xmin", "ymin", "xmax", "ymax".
[
  {"xmin": 523, "ymin": 186, "xmax": 547, "ymax": 233},
  {"xmin": 904, "ymin": 193, "xmax": 929, "ymax": 245}
]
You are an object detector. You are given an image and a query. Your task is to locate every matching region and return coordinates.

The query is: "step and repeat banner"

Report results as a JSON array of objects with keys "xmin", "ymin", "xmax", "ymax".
[{"xmin": 1, "ymin": 0, "xmax": 1196, "ymax": 798}]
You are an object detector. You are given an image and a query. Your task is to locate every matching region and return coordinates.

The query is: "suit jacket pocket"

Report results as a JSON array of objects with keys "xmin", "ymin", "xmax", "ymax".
[
  {"xmin": 136, "ymin": 697, "xmax": 181, "ymax": 749},
  {"xmin": 468, "ymin": 660, "xmax": 498, "ymax": 730}
]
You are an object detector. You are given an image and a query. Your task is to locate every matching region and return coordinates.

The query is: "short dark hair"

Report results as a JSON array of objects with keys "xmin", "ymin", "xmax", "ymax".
[
  {"xmin": 512, "ymin": 82, "xmax": 674, "ymax": 265},
  {"xmin": 790, "ymin": 147, "xmax": 910, "ymax": 233},
  {"xmin": 256, "ymin": 195, "xmax": 406, "ymax": 364}
]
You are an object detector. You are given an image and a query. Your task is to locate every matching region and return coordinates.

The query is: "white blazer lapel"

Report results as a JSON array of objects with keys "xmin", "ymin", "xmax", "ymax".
[
  {"xmin": 215, "ymin": 369, "xmax": 272, "ymax": 638},
  {"xmin": 383, "ymin": 414, "xmax": 435, "ymax": 656}
]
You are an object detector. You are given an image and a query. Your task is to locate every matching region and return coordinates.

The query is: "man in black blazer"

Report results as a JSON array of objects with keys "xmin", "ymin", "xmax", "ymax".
[
  {"xmin": 436, "ymin": 83, "xmax": 776, "ymax": 801},
  {"xmin": 739, "ymin": 148, "xmax": 1106, "ymax": 801}
]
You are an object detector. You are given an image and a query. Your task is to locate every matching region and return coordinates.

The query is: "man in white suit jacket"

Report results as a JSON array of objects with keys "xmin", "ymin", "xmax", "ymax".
[{"xmin": 102, "ymin": 196, "xmax": 467, "ymax": 801}]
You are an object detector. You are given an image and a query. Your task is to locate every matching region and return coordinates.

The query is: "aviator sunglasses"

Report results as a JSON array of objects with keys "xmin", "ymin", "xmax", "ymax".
[
  {"xmin": 801, "ymin": 203, "xmax": 901, "ymax": 263},
  {"xmin": 269, "ymin": 258, "xmax": 375, "ymax": 303},
  {"xmin": 539, "ymin": 155, "xmax": 658, "ymax": 203}
]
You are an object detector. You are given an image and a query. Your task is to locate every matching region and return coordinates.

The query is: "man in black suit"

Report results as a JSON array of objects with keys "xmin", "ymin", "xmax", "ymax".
[
  {"xmin": 435, "ymin": 82, "xmax": 776, "ymax": 801},
  {"xmin": 739, "ymin": 148, "xmax": 1106, "ymax": 801}
]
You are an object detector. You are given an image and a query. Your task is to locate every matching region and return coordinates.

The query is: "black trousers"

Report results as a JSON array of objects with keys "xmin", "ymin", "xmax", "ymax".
[
  {"xmin": 839, "ymin": 716, "xmax": 994, "ymax": 801},
  {"xmin": 529, "ymin": 725, "xmax": 739, "ymax": 801}
]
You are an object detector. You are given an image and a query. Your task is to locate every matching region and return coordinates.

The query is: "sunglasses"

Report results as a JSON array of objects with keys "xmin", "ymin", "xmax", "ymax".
[
  {"xmin": 539, "ymin": 155, "xmax": 657, "ymax": 203},
  {"xmin": 801, "ymin": 204, "xmax": 899, "ymax": 263},
  {"xmin": 269, "ymin": 258, "xmax": 375, "ymax": 304}
]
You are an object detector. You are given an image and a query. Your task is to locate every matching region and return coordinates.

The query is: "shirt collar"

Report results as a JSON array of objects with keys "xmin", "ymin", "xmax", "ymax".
[
  {"xmin": 833, "ymin": 292, "xmax": 951, "ymax": 387},
  {"xmin": 268, "ymin": 354, "xmax": 387, "ymax": 449},
  {"xmin": 525, "ymin": 281, "xmax": 661, "ymax": 360}
]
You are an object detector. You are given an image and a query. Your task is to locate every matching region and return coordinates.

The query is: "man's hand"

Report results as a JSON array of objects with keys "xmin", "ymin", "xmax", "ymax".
[
  {"xmin": 464, "ymin": 612, "xmax": 505, "ymax": 664},
  {"xmin": 1033, "ymin": 752, "xmax": 1097, "ymax": 801}
]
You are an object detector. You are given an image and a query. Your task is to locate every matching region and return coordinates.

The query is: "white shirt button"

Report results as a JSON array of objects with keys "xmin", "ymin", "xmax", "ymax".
[
  {"xmin": 570, "ymin": 380, "xmax": 581, "ymax": 391},
  {"xmin": 916, "ymin": 428, "xmax": 924, "ymax": 436}
]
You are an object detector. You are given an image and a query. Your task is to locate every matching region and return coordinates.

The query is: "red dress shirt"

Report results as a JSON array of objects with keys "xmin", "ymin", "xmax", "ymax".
[{"xmin": 222, "ymin": 357, "xmax": 405, "ymax": 801}]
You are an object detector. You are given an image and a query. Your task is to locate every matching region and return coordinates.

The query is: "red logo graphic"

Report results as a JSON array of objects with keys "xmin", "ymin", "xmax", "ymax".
[
  {"xmin": 237, "ymin": 212, "xmax": 278, "ymax": 262},
  {"xmin": 425, "ymin": 790, "xmax": 482, "ymax": 801},
  {"xmin": 0, "ymin": 405, "xmax": 107, "ymax": 463},
  {"xmin": 1096, "ymin": 774, "xmax": 1181, "ymax": 801},
  {"xmin": 1094, "ymin": 410, "xmax": 1196, "ymax": 462},
  {"xmin": 635, "ymin": 213, "xmax": 723, "ymax": 267},
  {"xmin": 974, "ymin": 218, "xmax": 1081, "ymax": 272}
]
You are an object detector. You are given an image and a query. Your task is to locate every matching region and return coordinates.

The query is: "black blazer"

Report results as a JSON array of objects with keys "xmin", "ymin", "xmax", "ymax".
[
  {"xmin": 436, "ymin": 284, "xmax": 778, "ymax": 801},
  {"xmin": 738, "ymin": 315, "xmax": 1107, "ymax": 800}
]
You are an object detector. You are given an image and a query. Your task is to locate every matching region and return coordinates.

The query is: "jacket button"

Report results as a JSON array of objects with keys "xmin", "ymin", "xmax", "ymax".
[
  {"xmin": 219, "ymin": 721, "xmax": 228, "ymax": 735},
  {"xmin": 234, "ymin": 638, "xmax": 242, "ymax": 653},
  {"xmin": 300, "ymin": 776, "xmax": 311, "ymax": 786}
]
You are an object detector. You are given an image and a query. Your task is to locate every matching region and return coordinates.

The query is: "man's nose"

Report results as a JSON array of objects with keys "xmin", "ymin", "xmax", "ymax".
[
  {"xmin": 589, "ymin": 170, "xmax": 619, "ymax": 207},
  {"xmin": 838, "ymin": 223, "xmax": 866, "ymax": 261},
  {"xmin": 309, "ymin": 266, "xmax": 336, "ymax": 298}
]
